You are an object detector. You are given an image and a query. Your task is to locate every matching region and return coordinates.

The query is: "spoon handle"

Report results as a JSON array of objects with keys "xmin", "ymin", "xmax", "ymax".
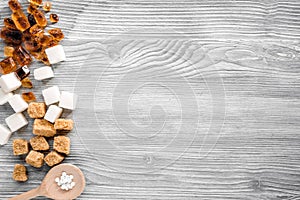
[{"xmin": 9, "ymin": 187, "xmax": 41, "ymax": 200}]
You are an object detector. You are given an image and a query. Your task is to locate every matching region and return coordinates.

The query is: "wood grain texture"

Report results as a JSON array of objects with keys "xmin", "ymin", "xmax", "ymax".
[{"xmin": 0, "ymin": 0, "xmax": 300, "ymax": 199}]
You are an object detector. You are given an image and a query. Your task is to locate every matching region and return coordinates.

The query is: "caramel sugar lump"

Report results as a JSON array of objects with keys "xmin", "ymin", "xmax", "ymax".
[
  {"xmin": 30, "ymin": 136, "xmax": 49, "ymax": 151},
  {"xmin": 33, "ymin": 9, "xmax": 47, "ymax": 27},
  {"xmin": 13, "ymin": 46, "xmax": 32, "ymax": 66},
  {"xmin": 0, "ymin": 27, "xmax": 23, "ymax": 45},
  {"xmin": 49, "ymin": 13, "xmax": 59, "ymax": 23},
  {"xmin": 13, "ymin": 164, "xmax": 27, "ymax": 182},
  {"xmin": 21, "ymin": 77, "xmax": 33, "ymax": 89},
  {"xmin": 54, "ymin": 136, "xmax": 70, "ymax": 155},
  {"xmin": 48, "ymin": 28, "xmax": 64, "ymax": 41},
  {"xmin": 29, "ymin": 0, "xmax": 42, "ymax": 6},
  {"xmin": 22, "ymin": 91, "xmax": 36, "ymax": 103},
  {"xmin": 4, "ymin": 46, "xmax": 15, "ymax": 57},
  {"xmin": 27, "ymin": 4, "xmax": 38, "ymax": 14},
  {"xmin": 3, "ymin": 18, "xmax": 17, "ymax": 30},
  {"xmin": 26, "ymin": 150, "xmax": 44, "ymax": 168},
  {"xmin": 27, "ymin": 102, "xmax": 46, "ymax": 118},
  {"xmin": 13, "ymin": 138, "xmax": 28, "ymax": 156},
  {"xmin": 8, "ymin": 0, "xmax": 22, "ymax": 13},
  {"xmin": 0, "ymin": 57, "xmax": 17, "ymax": 75},
  {"xmin": 11, "ymin": 10, "xmax": 30, "ymax": 32},
  {"xmin": 54, "ymin": 119, "xmax": 73, "ymax": 131},
  {"xmin": 33, "ymin": 119, "xmax": 56, "ymax": 137},
  {"xmin": 43, "ymin": 1, "xmax": 51, "ymax": 12},
  {"xmin": 44, "ymin": 151, "xmax": 64, "ymax": 167}
]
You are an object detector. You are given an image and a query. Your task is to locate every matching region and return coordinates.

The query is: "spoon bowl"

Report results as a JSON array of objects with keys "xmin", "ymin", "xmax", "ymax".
[{"xmin": 9, "ymin": 164, "xmax": 85, "ymax": 200}]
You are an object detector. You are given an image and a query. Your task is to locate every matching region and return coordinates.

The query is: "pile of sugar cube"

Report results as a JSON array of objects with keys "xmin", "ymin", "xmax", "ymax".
[
  {"xmin": 0, "ymin": 45, "xmax": 78, "ymax": 184},
  {"xmin": 0, "ymin": 45, "xmax": 70, "ymax": 145}
]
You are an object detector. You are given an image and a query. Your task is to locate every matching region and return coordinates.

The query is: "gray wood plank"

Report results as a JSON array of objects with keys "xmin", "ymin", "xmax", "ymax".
[{"xmin": 0, "ymin": 0, "xmax": 300, "ymax": 199}]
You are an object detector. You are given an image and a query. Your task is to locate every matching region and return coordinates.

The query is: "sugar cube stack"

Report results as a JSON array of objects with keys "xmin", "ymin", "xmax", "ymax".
[
  {"xmin": 45, "ymin": 45, "xmax": 66, "ymax": 64},
  {"xmin": 0, "ymin": 124, "xmax": 12, "ymax": 145},
  {"xmin": 42, "ymin": 86, "xmax": 60, "ymax": 105},
  {"xmin": 44, "ymin": 105, "xmax": 63, "ymax": 123},
  {"xmin": 8, "ymin": 94, "xmax": 28, "ymax": 113},
  {"xmin": 0, "ymin": 73, "xmax": 21, "ymax": 93},
  {"xmin": 34, "ymin": 66, "xmax": 54, "ymax": 81},
  {"xmin": 59, "ymin": 91, "xmax": 77, "ymax": 110},
  {"xmin": 5, "ymin": 113, "xmax": 28, "ymax": 132},
  {"xmin": 0, "ymin": 88, "xmax": 13, "ymax": 105}
]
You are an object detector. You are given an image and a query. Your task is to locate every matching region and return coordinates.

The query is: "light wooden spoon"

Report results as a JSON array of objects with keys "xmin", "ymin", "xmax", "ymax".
[{"xmin": 9, "ymin": 164, "xmax": 85, "ymax": 200}]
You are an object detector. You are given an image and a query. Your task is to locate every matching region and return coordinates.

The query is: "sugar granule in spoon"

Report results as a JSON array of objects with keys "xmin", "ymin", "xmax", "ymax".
[{"xmin": 55, "ymin": 171, "xmax": 76, "ymax": 191}]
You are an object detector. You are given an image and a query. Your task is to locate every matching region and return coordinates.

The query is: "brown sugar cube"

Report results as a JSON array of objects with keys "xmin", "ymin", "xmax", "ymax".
[
  {"xmin": 13, "ymin": 164, "xmax": 27, "ymax": 182},
  {"xmin": 53, "ymin": 136, "xmax": 70, "ymax": 155},
  {"xmin": 30, "ymin": 136, "xmax": 49, "ymax": 151},
  {"xmin": 33, "ymin": 119, "xmax": 56, "ymax": 137},
  {"xmin": 13, "ymin": 139, "xmax": 29, "ymax": 156},
  {"xmin": 21, "ymin": 77, "xmax": 33, "ymax": 89},
  {"xmin": 44, "ymin": 151, "xmax": 64, "ymax": 167},
  {"xmin": 22, "ymin": 92, "xmax": 36, "ymax": 103},
  {"xmin": 54, "ymin": 119, "xmax": 74, "ymax": 131},
  {"xmin": 28, "ymin": 102, "xmax": 46, "ymax": 118},
  {"xmin": 25, "ymin": 150, "xmax": 44, "ymax": 168}
]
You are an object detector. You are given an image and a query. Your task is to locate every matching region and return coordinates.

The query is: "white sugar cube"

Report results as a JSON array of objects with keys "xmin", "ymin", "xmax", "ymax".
[
  {"xmin": 8, "ymin": 94, "xmax": 28, "ymax": 113},
  {"xmin": 42, "ymin": 86, "xmax": 60, "ymax": 105},
  {"xmin": 45, "ymin": 45, "xmax": 66, "ymax": 64},
  {"xmin": 44, "ymin": 105, "xmax": 63, "ymax": 123},
  {"xmin": 34, "ymin": 67, "xmax": 54, "ymax": 80},
  {"xmin": 0, "ymin": 124, "xmax": 12, "ymax": 145},
  {"xmin": 0, "ymin": 88, "xmax": 13, "ymax": 105},
  {"xmin": 5, "ymin": 113, "xmax": 28, "ymax": 132},
  {"xmin": 0, "ymin": 73, "xmax": 21, "ymax": 93},
  {"xmin": 59, "ymin": 91, "xmax": 77, "ymax": 110}
]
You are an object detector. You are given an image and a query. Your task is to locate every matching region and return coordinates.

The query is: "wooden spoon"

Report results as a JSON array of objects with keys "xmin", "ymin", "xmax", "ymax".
[{"xmin": 9, "ymin": 164, "xmax": 85, "ymax": 200}]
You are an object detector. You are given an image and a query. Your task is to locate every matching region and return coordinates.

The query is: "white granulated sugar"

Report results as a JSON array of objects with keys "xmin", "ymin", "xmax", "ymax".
[{"xmin": 55, "ymin": 171, "xmax": 76, "ymax": 191}]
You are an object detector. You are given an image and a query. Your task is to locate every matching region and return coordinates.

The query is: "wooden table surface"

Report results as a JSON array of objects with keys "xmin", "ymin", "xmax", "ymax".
[{"xmin": 1, "ymin": 0, "xmax": 300, "ymax": 199}]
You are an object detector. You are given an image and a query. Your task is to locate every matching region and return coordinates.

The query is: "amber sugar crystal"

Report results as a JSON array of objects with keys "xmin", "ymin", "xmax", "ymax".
[
  {"xmin": 0, "ymin": 27, "xmax": 23, "ymax": 45},
  {"xmin": 29, "ymin": 24, "xmax": 44, "ymax": 36},
  {"xmin": 29, "ymin": 0, "xmax": 42, "ymax": 6},
  {"xmin": 11, "ymin": 11, "xmax": 30, "ymax": 32},
  {"xmin": 49, "ymin": 13, "xmax": 59, "ymax": 23},
  {"xmin": 24, "ymin": 39, "xmax": 41, "ymax": 53},
  {"xmin": 8, "ymin": 0, "xmax": 22, "ymax": 13},
  {"xmin": 13, "ymin": 46, "xmax": 32, "ymax": 66},
  {"xmin": 33, "ymin": 10, "xmax": 47, "ymax": 27},
  {"xmin": 4, "ymin": 46, "xmax": 15, "ymax": 57},
  {"xmin": 43, "ymin": 1, "xmax": 52, "ymax": 12},
  {"xmin": 48, "ymin": 28, "xmax": 64, "ymax": 41},
  {"xmin": 27, "ymin": 14, "xmax": 36, "ymax": 26},
  {"xmin": 21, "ymin": 77, "xmax": 33, "ymax": 88},
  {"xmin": 22, "ymin": 92, "xmax": 36, "ymax": 103},
  {"xmin": 27, "ymin": 3, "xmax": 38, "ymax": 14},
  {"xmin": 4, "ymin": 18, "xmax": 17, "ymax": 30},
  {"xmin": 0, "ymin": 57, "xmax": 17, "ymax": 74}
]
